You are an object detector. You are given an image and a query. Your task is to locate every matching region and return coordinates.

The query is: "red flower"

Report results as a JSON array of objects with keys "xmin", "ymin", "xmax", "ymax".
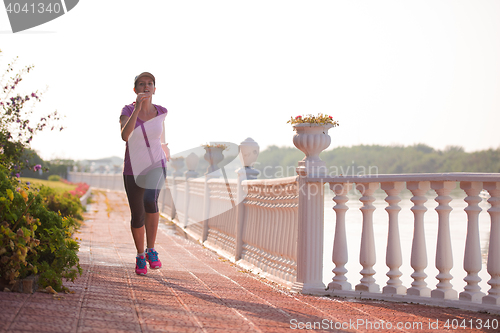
[
  {"xmin": 329, "ymin": 116, "xmax": 333, "ymax": 119},
  {"xmin": 295, "ymin": 115, "xmax": 302, "ymax": 119}
]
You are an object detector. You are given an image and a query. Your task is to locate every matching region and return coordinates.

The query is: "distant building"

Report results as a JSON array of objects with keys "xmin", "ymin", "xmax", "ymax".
[{"xmin": 74, "ymin": 156, "xmax": 124, "ymax": 174}]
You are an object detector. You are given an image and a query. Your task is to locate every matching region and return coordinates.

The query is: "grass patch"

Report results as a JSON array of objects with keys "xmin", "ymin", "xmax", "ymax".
[{"xmin": 20, "ymin": 177, "xmax": 77, "ymax": 194}]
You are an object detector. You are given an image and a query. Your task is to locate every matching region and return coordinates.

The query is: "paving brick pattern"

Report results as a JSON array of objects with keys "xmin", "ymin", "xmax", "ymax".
[{"xmin": 1, "ymin": 190, "xmax": 499, "ymax": 332}]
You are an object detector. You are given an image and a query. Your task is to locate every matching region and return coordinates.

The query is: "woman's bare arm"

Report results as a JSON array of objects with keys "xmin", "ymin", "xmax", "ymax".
[
  {"xmin": 161, "ymin": 122, "xmax": 166, "ymax": 144},
  {"xmin": 120, "ymin": 115, "xmax": 133, "ymax": 141},
  {"xmin": 161, "ymin": 121, "xmax": 170, "ymax": 161},
  {"xmin": 120, "ymin": 92, "xmax": 150, "ymax": 141}
]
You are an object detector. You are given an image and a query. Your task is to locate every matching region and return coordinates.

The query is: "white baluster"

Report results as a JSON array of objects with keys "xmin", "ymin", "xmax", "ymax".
[
  {"xmin": 283, "ymin": 200, "xmax": 294, "ymax": 281},
  {"xmin": 291, "ymin": 198, "xmax": 299, "ymax": 274},
  {"xmin": 328, "ymin": 182, "xmax": 352, "ymax": 291},
  {"xmin": 483, "ymin": 182, "xmax": 500, "ymax": 305},
  {"xmin": 274, "ymin": 201, "xmax": 284, "ymax": 279},
  {"xmin": 260, "ymin": 195, "xmax": 268, "ymax": 265},
  {"xmin": 275, "ymin": 201, "xmax": 285, "ymax": 278},
  {"xmin": 283, "ymin": 203, "xmax": 292, "ymax": 260},
  {"xmin": 183, "ymin": 178, "xmax": 191, "ymax": 228},
  {"xmin": 407, "ymin": 181, "xmax": 431, "ymax": 297},
  {"xmin": 459, "ymin": 181, "xmax": 485, "ymax": 303},
  {"xmin": 235, "ymin": 169, "xmax": 247, "ymax": 261},
  {"xmin": 281, "ymin": 189, "xmax": 292, "ymax": 277},
  {"xmin": 248, "ymin": 196, "xmax": 257, "ymax": 262},
  {"xmin": 355, "ymin": 182, "xmax": 380, "ymax": 292},
  {"xmin": 265, "ymin": 201, "xmax": 274, "ymax": 273},
  {"xmin": 381, "ymin": 182, "xmax": 406, "ymax": 295},
  {"xmin": 291, "ymin": 179, "xmax": 327, "ymax": 294},
  {"xmin": 171, "ymin": 176, "xmax": 179, "ymax": 221},
  {"xmin": 284, "ymin": 204, "xmax": 294, "ymax": 279},
  {"xmin": 431, "ymin": 181, "xmax": 457, "ymax": 299}
]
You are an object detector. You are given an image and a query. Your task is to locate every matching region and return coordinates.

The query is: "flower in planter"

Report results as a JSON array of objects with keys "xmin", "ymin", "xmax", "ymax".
[
  {"xmin": 201, "ymin": 143, "xmax": 228, "ymax": 150},
  {"xmin": 287, "ymin": 113, "xmax": 339, "ymax": 126}
]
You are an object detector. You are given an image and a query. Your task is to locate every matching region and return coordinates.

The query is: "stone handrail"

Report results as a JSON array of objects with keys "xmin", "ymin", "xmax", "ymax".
[
  {"xmin": 297, "ymin": 172, "xmax": 500, "ymax": 314},
  {"xmin": 68, "ymin": 131, "xmax": 500, "ymax": 314},
  {"xmin": 286, "ymin": 123, "xmax": 499, "ymax": 313},
  {"xmin": 68, "ymin": 172, "xmax": 124, "ymax": 192},
  {"xmin": 161, "ymin": 173, "xmax": 300, "ymax": 287},
  {"xmin": 308, "ymin": 172, "xmax": 500, "ymax": 183},
  {"xmin": 238, "ymin": 176, "xmax": 299, "ymax": 285}
]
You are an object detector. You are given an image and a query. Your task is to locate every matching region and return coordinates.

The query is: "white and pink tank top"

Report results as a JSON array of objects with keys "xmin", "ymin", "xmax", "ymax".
[{"xmin": 121, "ymin": 103, "xmax": 168, "ymax": 176}]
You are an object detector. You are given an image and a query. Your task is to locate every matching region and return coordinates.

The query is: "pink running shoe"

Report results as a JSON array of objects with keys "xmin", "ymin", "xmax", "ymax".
[
  {"xmin": 146, "ymin": 249, "xmax": 162, "ymax": 269},
  {"xmin": 135, "ymin": 255, "xmax": 147, "ymax": 275}
]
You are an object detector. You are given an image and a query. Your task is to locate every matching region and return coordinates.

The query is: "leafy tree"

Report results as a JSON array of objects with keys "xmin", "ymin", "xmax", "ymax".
[
  {"xmin": 254, "ymin": 144, "xmax": 500, "ymax": 178},
  {"xmin": 0, "ymin": 50, "xmax": 81, "ymax": 292},
  {"xmin": 21, "ymin": 150, "xmax": 75, "ymax": 180},
  {"xmin": 0, "ymin": 49, "xmax": 63, "ymax": 176}
]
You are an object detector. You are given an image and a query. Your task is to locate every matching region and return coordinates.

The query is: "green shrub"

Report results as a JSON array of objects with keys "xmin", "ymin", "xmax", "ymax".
[
  {"xmin": 48, "ymin": 175, "xmax": 61, "ymax": 182},
  {"xmin": 28, "ymin": 199, "xmax": 81, "ymax": 291},
  {"xmin": 0, "ymin": 164, "xmax": 82, "ymax": 291},
  {"xmin": 38, "ymin": 186, "xmax": 84, "ymax": 221}
]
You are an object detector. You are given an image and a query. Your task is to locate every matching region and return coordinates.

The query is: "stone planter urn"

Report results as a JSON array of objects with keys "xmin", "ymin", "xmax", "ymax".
[
  {"xmin": 170, "ymin": 157, "xmax": 185, "ymax": 177},
  {"xmin": 184, "ymin": 152, "xmax": 199, "ymax": 178},
  {"xmin": 239, "ymin": 137, "xmax": 259, "ymax": 167},
  {"xmin": 293, "ymin": 123, "xmax": 334, "ymax": 177},
  {"xmin": 204, "ymin": 147, "xmax": 224, "ymax": 177},
  {"xmin": 238, "ymin": 137, "xmax": 260, "ymax": 180}
]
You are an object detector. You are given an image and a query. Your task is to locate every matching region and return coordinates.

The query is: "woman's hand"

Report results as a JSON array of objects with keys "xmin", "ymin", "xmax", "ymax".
[
  {"xmin": 135, "ymin": 91, "xmax": 152, "ymax": 110},
  {"xmin": 162, "ymin": 143, "xmax": 170, "ymax": 161}
]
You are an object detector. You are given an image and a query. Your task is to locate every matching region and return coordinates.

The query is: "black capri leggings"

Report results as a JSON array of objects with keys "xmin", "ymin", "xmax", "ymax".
[{"xmin": 123, "ymin": 167, "xmax": 166, "ymax": 228}]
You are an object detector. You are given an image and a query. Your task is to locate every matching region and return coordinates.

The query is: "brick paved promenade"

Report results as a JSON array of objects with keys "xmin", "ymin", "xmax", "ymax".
[{"xmin": 1, "ymin": 190, "xmax": 498, "ymax": 332}]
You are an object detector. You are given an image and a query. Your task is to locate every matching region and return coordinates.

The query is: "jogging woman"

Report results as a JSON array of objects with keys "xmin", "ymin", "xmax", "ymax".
[{"xmin": 119, "ymin": 72, "xmax": 170, "ymax": 275}]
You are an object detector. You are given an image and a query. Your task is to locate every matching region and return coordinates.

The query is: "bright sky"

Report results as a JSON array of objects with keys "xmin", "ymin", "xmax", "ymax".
[{"xmin": 1, "ymin": 0, "xmax": 499, "ymax": 161}]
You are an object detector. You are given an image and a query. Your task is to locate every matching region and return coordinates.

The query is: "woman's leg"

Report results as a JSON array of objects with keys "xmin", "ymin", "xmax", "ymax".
[
  {"xmin": 124, "ymin": 175, "xmax": 146, "ymax": 254},
  {"xmin": 142, "ymin": 167, "xmax": 166, "ymax": 269},
  {"xmin": 145, "ymin": 212, "xmax": 159, "ymax": 249},
  {"xmin": 143, "ymin": 167, "xmax": 166, "ymax": 249},
  {"xmin": 131, "ymin": 225, "xmax": 145, "ymax": 254}
]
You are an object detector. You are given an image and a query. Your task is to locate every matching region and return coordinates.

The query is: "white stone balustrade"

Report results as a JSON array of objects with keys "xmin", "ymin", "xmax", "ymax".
[
  {"xmin": 162, "ymin": 173, "xmax": 299, "ymax": 287},
  {"xmin": 70, "ymin": 133, "xmax": 500, "ymax": 314},
  {"xmin": 165, "ymin": 160, "xmax": 500, "ymax": 314},
  {"xmin": 306, "ymin": 174, "xmax": 500, "ymax": 314},
  {"xmin": 240, "ymin": 177, "xmax": 298, "ymax": 286},
  {"xmin": 68, "ymin": 172, "xmax": 125, "ymax": 192}
]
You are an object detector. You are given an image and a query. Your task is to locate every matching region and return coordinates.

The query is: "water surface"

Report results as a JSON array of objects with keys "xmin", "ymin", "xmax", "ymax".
[{"xmin": 322, "ymin": 186, "xmax": 492, "ymax": 295}]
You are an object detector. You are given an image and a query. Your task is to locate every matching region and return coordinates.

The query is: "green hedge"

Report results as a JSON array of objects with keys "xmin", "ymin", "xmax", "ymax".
[
  {"xmin": 0, "ymin": 164, "xmax": 83, "ymax": 291},
  {"xmin": 48, "ymin": 175, "xmax": 61, "ymax": 182}
]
